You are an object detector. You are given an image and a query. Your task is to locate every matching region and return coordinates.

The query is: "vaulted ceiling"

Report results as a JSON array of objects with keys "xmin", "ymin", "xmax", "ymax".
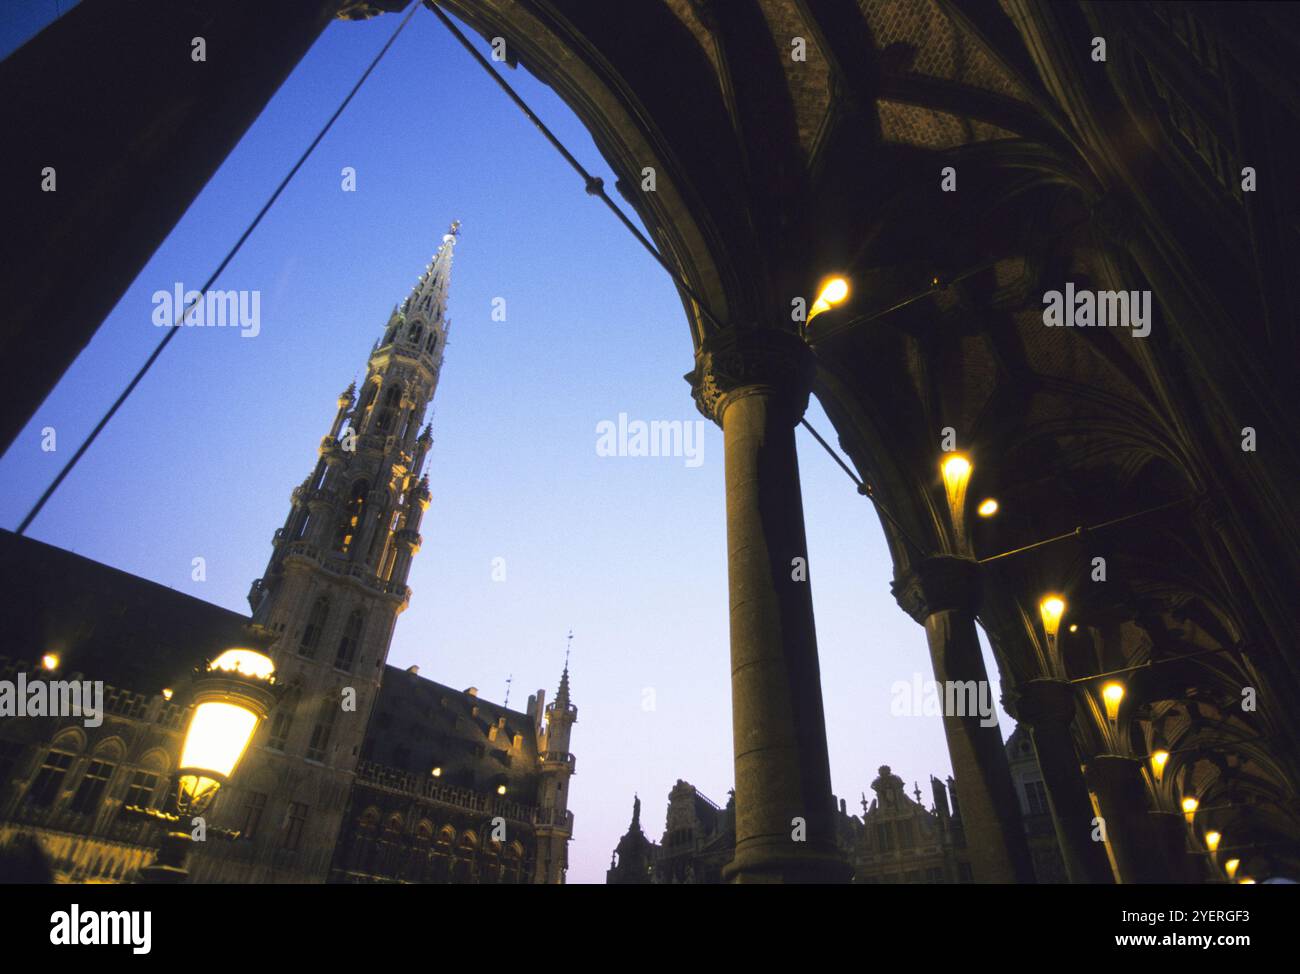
[{"xmin": 426, "ymin": 0, "xmax": 1300, "ymax": 879}]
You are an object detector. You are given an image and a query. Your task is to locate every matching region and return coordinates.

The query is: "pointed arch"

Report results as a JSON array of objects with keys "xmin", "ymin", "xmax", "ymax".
[
  {"xmin": 375, "ymin": 384, "xmax": 402, "ymax": 434},
  {"xmin": 334, "ymin": 608, "xmax": 365, "ymax": 672},
  {"xmin": 333, "ymin": 480, "xmax": 369, "ymax": 552},
  {"xmin": 298, "ymin": 595, "xmax": 330, "ymax": 658}
]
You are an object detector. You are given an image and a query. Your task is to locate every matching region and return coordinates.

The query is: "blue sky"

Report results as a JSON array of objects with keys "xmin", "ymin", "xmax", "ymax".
[{"xmin": 1, "ymin": 3, "xmax": 1009, "ymax": 883}]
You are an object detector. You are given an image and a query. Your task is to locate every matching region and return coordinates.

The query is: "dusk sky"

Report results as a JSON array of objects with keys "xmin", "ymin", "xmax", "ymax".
[{"xmin": 0, "ymin": 3, "xmax": 1010, "ymax": 882}]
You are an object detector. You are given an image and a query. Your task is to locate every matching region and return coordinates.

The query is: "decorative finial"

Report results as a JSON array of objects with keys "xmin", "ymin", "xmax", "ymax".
[{"xmin": 449, "ymin": 219, "xmax": 461, "ymax": 236}]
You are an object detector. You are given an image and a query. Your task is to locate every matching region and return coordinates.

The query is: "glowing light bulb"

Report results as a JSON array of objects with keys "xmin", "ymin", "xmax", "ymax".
[
  {"xmin": 1225, "ymin": 858, "xmax": 1240, "ymax": 879},
  {"xmin": 940, "ymin": 454, "xmax": 973, "ymax": 538},
  {"xmin": 941, "ymin": 454, "xmax": 972, "ymax": 487},
  {"xmin": 496, "ymin": 784, "xmax": 507, "ymax": 795},
  {"xmin": 41, "ymin": 654, "xmax": 59, "ymax": 670},
  {"xmin": 1101, "ymin": 682, "xmax": 1125, "ymax": 720},
  {"xmin": 1151, "ymin": 749, "xmax": 1170, "ymax": 782},
  {"xmin": 1206, "ymin": 831, "xmax": 1221, "ymax": 852},
  {"xmin": 1039, "ymin": 597, "xmax": 1066, "ymax": 639},
  {"xmin": 1182, "ymin": 796, "xmax": 1200, "ymax": 822},
  {"xmin": 431, "ymin": 767, "xmax": 442, "ymax": 778},
  {"xmin": 977, "ymin": 498, "xmax": 999, "ymax": 517},
  {"xmin": 1068, "ymin": 624, "xmax": 1079, "ymax": 633},
  {"xmin": 809, "ymin": 277, "xmax": 850, "ymax": 320}
]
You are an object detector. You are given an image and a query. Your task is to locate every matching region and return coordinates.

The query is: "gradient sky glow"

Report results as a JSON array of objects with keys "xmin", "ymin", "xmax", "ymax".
[{"xmin": 1, "ymin": 4, "xmax": 1012, "ymax": 883}]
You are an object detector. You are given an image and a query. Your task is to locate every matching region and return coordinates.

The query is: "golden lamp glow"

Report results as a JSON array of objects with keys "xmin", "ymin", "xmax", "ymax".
[
  {"xmin": 162, "ymin": 688, "xmax": 174, "ymax": 701},
  {"xmin": 977, "ymin": 498, "xmax": 999, "ymax": 517},
  {"xmin": 209, "ymin": 648, "xmax": 275, "ymax": 681},
  {"xmin": 181, "ymin": 702, "xmax": 259, "ymax": 779},
  {"xmin": 1039, "ymin": 597, "xmax": 1066, "ymax": 639},
  {"xmin": 431, "ymin": 767, "xmax": 443, "ymax": 778},
  {"xmin": 809, "ymin": 277, "xmax": 850, "ymax": 320},
  {"xmin": 1068, "ymin": 624, "xmax": 1079, "ymax": 633},
  {"xmin": 1239, "ymin": 878, "xmax": 1255, "ymax": 885},
  {"xmin": 941, "ymin": 454, "xmax": 972, "ymax": 489},
  {"xmin": 496, "ymin": 784, "xmax": 507, "ymax": 795},
  {"xmin": 41, "ymin": 653, "xmax": 59, "ymax": 671},
  {"xmin": 941, "ymin": 454, "xmax": 973, "ymax": 538},
  {"xmin": 1101, "ymin": 681, "xmax": 1125, "ymax": 721},
  {"xmin": 1225, "ymin": 858, "xmax": 1241, "ymax": 879},
  {"xmin": 1151, "ymin": 749, "xmax": 1170, "ymax": 781},
  {"xmin": 1206, "ymin": 831, "xmax": 1222, "ymax": 852},
  {"xmin": 1181, "ymin": 796, "xmax": 1200, "ymax": 823}
]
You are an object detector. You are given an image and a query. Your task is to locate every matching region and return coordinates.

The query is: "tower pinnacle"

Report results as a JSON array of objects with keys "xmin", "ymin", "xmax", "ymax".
[{"xmin": 399, "ymin": 219, "xmax": 460, "ymax": 329}]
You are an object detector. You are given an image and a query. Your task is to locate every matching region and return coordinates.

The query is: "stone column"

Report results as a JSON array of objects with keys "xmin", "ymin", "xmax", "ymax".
[
  {"xmin": 1010, "ymin": 679, "xmax": 1114, "ymax": 883},
  {"xmin": 1150, "ymin": 810, "xmax": 1198, "ymax": 884},
  {"xmin": 893, "ymin": 556, "xmax": 1036, "ymax": 882},
  {"xmin": 688, "ymin": 327, "xmax": 850, "ymax": 884},
  {"xmin": 1083, "ymin": 754, "xmax": 1166, "ymax": 883}
]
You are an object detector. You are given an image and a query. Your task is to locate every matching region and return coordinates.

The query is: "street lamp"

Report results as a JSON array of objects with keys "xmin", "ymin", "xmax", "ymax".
[
  {"xmin": 809, "ymin": 276, "xmax": 849, "ymax": 321},
  {"xmin": 130, "ymin": 645, "xmax": 277, "ymax": 883},
  {"xmin": 1101, "ymin": 681, "xmax": 1125, "ymax": 722},
  {"xmin": 1039, "ymin": 595, "xmax": 1066, "ymax": 664},
  {"xmin": 1151, "ymin": 749, "xmax": 1170, "ymax": 783},
  {"xmin": 941, "ymin": 453, "xmax": 973, "ymax": 550},
  {"xmin": 1039, "ymin": 596, "xmax": 1066, "ymax": 639}
]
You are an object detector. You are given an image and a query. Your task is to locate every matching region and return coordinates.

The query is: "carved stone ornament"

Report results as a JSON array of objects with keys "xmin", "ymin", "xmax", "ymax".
[
  {"xmin": 891, "ymin": 555, "xmax": 982, "ymax": 623},
  {"xmin": 685, "ymin": 327, "xmax": 815, "ymax": 427}
]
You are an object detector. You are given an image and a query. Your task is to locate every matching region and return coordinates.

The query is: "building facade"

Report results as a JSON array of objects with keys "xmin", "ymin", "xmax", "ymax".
[
  {"xmin": 0, "ymin": 228, "xmax": 576, "ymax": 883},
  {"xmin": 610, "ymin": 739, "xmax": 1066, "ymax": 885}
]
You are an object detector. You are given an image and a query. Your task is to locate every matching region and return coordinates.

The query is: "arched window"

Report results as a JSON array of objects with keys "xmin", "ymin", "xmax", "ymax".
[
  {"xmin": 425, "ymin": 332, "xmax": 438, "ymax": 355},
  {"xmin": 433, "ymin": 826, "xmax": 455, "ymax": 884},
  {"xmin": 305, "ymin": 692, "xmax": 339, "ymax": 763},
  {"xmin": 359, "ymin": 381, "xmax": 378, "ymax": 412},
  {"xmin": 453, "ymin": 831, "xmax": 478, "ymax": 883},
  {"xmin": 504, "ymin": 841, "xmax": 524, "ymax": 885},
  {"xmin": 266, "ymin": 683, "xmax": 300, "ymax": 751},
  {"xmin": 333, "ymin": 480, "xmax": 369, "ymax": 552},
  {"xmin": 335, "ymin": 610, "xmax": 364, "ymax": 672},
  {"xmin": 410, "ymin": 325, "xmax": 423, "ymax": 346},
  {"xmin": 375, "ymin": 385, "xmax": 401, "ymax": 434},
  {"xmin": 298, "ymin": 596, "xmax": 329, "ymax": 658}
]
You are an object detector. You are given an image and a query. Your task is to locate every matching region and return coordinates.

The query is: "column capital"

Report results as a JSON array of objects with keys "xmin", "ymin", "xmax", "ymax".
[
  {"xmin": 1007, "ymin": 678, "xmax": 1078, "ymax": 728},
  {"xmin": 685, "ymin": 327, "xmax": 815, "ymax": 427},
  {"xmin": 891, "ymin": 555, "xmax": 981, "ymax": 623},
  {"xmin": 1083, "ymin": 753, "xmax": 1142, "ymax": 791}
]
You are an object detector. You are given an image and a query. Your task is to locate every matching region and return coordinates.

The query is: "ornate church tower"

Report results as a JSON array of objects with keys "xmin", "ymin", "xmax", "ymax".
[
  {"xmin": 533, "ymin": 659, "xmax": 577, "ymax": 883},
  {"xmin": 190, "ymin": 224, "xmax": 460, "ymax": 883}
]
